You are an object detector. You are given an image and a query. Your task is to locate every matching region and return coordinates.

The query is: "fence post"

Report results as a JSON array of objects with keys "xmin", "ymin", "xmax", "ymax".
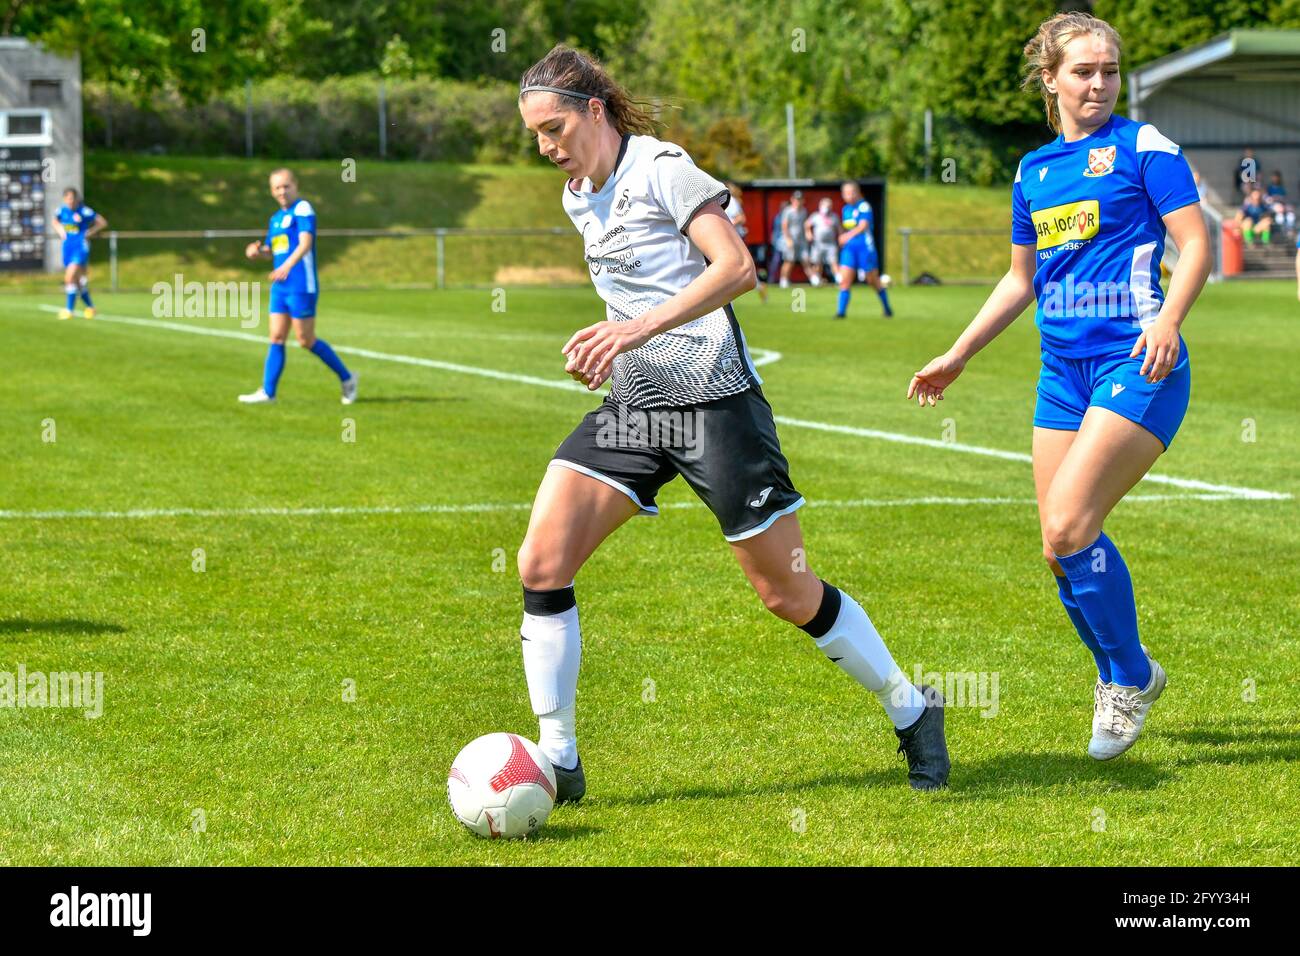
[
  {"xmin": 109, "ymin": 232, "xmax": 118, "ymax": 292},
  {"xmin": 924, "ymin": 109, "xmax": 933, "ymax": 183},
  {"xmin": 435, "ymin": 230, "xmax": 445, "ymax": 289},
  {"xmin": 378, "ymin": 80, "xmax": 387, "ymax": 160},
  {"xmin": 900, "ymin": 228, "xmax": 910, "ymax": 284},
  {"xmin": 244, "ymin": 80, "xmax": 254, "ymax": 158}
]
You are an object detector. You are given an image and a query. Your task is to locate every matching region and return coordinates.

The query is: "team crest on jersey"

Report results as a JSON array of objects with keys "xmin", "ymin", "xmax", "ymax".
[
  {"xmin": 614, "ymin": 188, "xmax": 632, "ymax": 217},
  {"xmin": 1083, "ymin": 146, "xmax": 1116, "ymax": 178}
]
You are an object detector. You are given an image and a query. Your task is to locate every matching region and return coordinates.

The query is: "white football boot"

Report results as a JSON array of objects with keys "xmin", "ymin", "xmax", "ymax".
[
  {"xmin": 1089, "ymin": 644, "xmax": 1165, "ymax": 761},
  {"xmin": 1091, "ymin": 676, "xmax": 1111, "ymax": 743},
  {"xmin": 340, "ymin": 372, "xmax": 359, "ymax": 405},
  {"xmin": 238, "ymin": 387, "xmax": 276, "ymax": 404}
]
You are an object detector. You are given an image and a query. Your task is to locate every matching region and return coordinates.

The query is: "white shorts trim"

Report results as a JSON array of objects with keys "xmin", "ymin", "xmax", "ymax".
[
  {"xmin": 548, "ymin": 459, "xmax": 659, "ymax": 516},
  {"xmin": 723, "ymin": 496, "xmax": 806, "ymax": 542}
]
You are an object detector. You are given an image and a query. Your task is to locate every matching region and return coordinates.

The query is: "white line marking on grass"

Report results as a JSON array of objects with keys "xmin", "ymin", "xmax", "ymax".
[
  {"xmin": 35, "ymin": 305, "xmax": 1291, "ymax": 502},
  {"xmin": 0, "ymin": 493, "xmax": 1259, "ymax": 521}
]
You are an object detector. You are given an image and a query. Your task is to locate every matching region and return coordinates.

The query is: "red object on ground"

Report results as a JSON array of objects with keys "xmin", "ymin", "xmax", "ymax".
[{"xmin": 1222, "ymin": 222, "xmax": 1243, "ymax": 275}]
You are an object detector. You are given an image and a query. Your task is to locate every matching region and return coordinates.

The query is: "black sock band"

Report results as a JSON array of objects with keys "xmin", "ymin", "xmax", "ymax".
[
  {"xmin": 523, "ymin": 585, "xmax": 576, "ymax": 616},
  {"xmin": 798, "ymin": 580, "xmax": 842, "ymax": 638}
]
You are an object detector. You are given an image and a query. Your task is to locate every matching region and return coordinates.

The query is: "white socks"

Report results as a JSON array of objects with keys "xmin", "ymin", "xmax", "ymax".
[
  {"xmin": 810, "ymin": 588, "xmax": 925, "ymax": 730},
  {"xmin": 538, "ymin": 703, "xmax": 577, "ymax": 771},
  {"xmin": 520, "ymin": 597, "xmax": 581, "ymax": 770}
]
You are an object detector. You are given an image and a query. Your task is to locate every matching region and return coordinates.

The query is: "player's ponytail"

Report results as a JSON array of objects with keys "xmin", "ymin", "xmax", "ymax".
[
  {"xmin": 1022, "ymin": 13, "xmax": 1123, "ymax": 134},
  {"xmin": 520, "ymin": 44, "xmax": 664, "ymax": 137}
]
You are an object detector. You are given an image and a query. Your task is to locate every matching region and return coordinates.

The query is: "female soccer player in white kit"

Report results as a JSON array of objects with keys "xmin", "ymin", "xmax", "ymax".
[
  {"xmin": 908, "ymin": 13, "xmax": 1210, "ymax": 760},
  {"xmin": 515, "ymin": 45, "xmax": 951, "ymax": 800}
]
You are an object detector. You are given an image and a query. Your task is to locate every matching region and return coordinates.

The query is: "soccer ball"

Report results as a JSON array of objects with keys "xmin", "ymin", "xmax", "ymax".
[
  {"xmin": 880, "ymin": 273, "xmax": 892, "ymax": 288},
  {"xmin": 447, "ymin": 733, "xmax": 557, "ymax": 839}
]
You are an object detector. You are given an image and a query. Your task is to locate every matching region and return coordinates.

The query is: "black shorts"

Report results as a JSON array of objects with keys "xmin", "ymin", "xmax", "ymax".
[{"xmin": 550, "ymin": 386, "xmax": 805, "ymax": 541}]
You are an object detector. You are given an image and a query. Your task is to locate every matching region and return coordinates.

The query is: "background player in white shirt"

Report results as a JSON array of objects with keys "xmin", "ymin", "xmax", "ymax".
[{"xmin": 515, "ymin": 44, "xmax": 950, "ymax": 802}]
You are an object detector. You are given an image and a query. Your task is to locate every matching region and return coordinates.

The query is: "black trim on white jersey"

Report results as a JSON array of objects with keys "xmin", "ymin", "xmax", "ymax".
[
  {"xmin": 679, "ymin": 189, "xmax": 732, "ymax": 235},
  {"xmin": 723, "ymin": 302, "xmax": 761, "ymax": 387}
]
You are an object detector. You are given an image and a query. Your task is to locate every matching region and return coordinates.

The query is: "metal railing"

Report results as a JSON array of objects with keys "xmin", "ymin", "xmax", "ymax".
[{"xmin": 104, "ymin": 226, "xmax": 573, "ymax": 292}]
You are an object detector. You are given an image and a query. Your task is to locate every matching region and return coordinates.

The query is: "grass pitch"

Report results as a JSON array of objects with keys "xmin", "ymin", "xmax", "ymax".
[{"xmin": 1, "ymin": 279, "xmax": 1296, "ymax": 865}]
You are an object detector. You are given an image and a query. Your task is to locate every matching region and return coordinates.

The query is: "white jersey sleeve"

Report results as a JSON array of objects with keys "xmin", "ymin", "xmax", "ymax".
[{"xmin": 645, "ymin": 145, "xmax": 731, "ymax": 233}]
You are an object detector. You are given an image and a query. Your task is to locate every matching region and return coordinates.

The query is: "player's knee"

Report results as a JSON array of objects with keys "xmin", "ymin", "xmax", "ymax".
[
  {"xmin": 516, "ymin": 540, "xmax": 571, "ymax": 592},
  {"xmin": 1042, "ymin": 544, "xmax": 1064, "ymax": 576},
  {"xmin": 755, "ymin": 580, "xmax": 819, "ymax": 625},
  {"xmin": 1043, "ymin": 509, "xmax": 1096, "ymax": 558},
  {"xmin": 295, "ymin": 331, "xmax": 315, "ymax": 349}
]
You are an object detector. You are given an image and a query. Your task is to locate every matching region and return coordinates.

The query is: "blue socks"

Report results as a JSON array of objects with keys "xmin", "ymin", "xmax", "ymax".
[
  {"xmin": 834, "ymin": 288, "xmax": 892, "ymax": 317},
  {"xmin": 1054, "ymin": 573, "xmax": 1112, "ymax": 682},
  {"xmin": 1054, "ymin": 532, "xmax": 1151, "ymax": 689},
  {"xmin": 263, "ymin": 343, "xmax": 286, "ymax": 397},
  {"xmin": 65, "ymin": 285, "xmax": 77, "ymax": 311},
  {"xmin": 309, "ymin": 339, "xmax": 350, "ymax": 381},
  {"xmin": 261, "ymin": 339, "xmax": 350, "ymax": 397}
]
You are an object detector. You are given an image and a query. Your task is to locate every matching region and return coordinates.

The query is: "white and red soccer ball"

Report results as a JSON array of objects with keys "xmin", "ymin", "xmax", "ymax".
[{"xmin": 447, "ymin": 733, "xmax": 557, "ymax": 839}]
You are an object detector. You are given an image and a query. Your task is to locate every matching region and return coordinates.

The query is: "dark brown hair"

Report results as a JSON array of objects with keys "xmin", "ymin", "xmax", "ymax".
[{"xmin": 520, "ymin": 44, "xmax": 661, "ymax": 136}]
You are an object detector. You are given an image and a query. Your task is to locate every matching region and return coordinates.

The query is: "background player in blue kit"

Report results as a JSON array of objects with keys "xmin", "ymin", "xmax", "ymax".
[
  {"xmin": 835, "ymin": 181, "xmax": 891, "ymax": 319},
  {"xmin": 907, "ymin": 13, "xmax": 1211, "ymax": 761},
  {"xmin": 52, "ymin": 188, "xmax": 107, "ymax": 320},
  {"xmin": 239, "ymin": 168, "xmax": 357, "ymax": 405}
]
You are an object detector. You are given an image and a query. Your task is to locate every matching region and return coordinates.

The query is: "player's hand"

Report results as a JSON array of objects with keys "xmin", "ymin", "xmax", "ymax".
[
  {"xmin": 245, "ymin": 241, "xmax": 263, "ymax": 260},
  {"xmin": 268, "ymin": 264, "xmax": 292, "ymax": 283},
  {"xmin": 837, "ymin": 233, "xmax": 848, "ymax": 246},
  {"xmin": 1130, "ymin": 319, "xmax": 1180, "ymax": 383},
  {"xmin": 907, "ymin": 351, "xmax": 966, "ymax": 407},
  {"xmin": 562, "ymin": 319, "xmax": 652, "ymax": 391}
]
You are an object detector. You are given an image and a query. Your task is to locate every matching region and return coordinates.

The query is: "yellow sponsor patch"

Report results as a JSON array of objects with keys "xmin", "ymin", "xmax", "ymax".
[
  {"xmin": 1031, "ymin": 200, "xmax": 1099, "ymax": 250},
  {"xmin": 271, "ymin": 234, "xmax": 290, "ymax": 254}
]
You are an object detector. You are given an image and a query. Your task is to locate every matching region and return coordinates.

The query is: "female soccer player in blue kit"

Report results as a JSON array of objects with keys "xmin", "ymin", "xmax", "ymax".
[
  {"xmin": 908, "ymin": 13, "xmax": 1211, "ymax": 760},
  {"xmin": 239, "ymin": 168, "xmax": 357, "ymax": 405},
  {"xmin": 52, "ymin": 188, "xmax": 106, "ymax": 320}
]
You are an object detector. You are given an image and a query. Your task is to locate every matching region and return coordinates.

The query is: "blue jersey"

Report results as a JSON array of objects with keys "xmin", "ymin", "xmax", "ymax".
[
  {"xmin": 841, "ymin": 200, "xmax": 875, "ymax": 250},
  {"xmin": 1012, "ymin": 114, "xmax": 1199, "ymax": 358},
  {"xmin": 265, "ymin": 199, "xmax": 318, "ymax": 294},
  {"xmin": 57, "ymin": 204, "xmax": 96, "ymax": 249}
]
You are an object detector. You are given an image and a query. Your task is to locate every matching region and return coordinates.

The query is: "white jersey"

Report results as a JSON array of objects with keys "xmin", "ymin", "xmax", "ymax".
[{"xmin": 561, "ymin": 134, "xmax": 761, "ymax": 408}]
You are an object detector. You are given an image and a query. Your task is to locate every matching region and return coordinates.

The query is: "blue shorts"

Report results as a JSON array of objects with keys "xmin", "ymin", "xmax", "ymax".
[
  {"xmin": 1034, "ymin": 341, "xmax": 1191, "ymax": 449},
  {"xmin": 269, "ymin": 286, "xmax": 318, "ymax": 319},
  {"xmin": 62, "ymin": 244, "xmax": 89, "ymax": 267},
  {"xmin": 838, "ymin": 243, "xmax": 878, "ymax": 274}
]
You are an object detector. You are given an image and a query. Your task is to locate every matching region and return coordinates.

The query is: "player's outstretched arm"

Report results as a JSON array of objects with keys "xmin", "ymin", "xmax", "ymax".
[
  {"xmin": 907, "ymin": 242, "xmax": 1036, "ymax": 407},
  {"xmin": 86, "ymin": 214, "xmax": 108, "ymax": 239},
  {"xmin": 562, "ymin": 205, "xmax": 755, "ymax": 390},
  {"xmin": 245, "ymin": 240, "xmax": 270, "ymax": 260}
]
